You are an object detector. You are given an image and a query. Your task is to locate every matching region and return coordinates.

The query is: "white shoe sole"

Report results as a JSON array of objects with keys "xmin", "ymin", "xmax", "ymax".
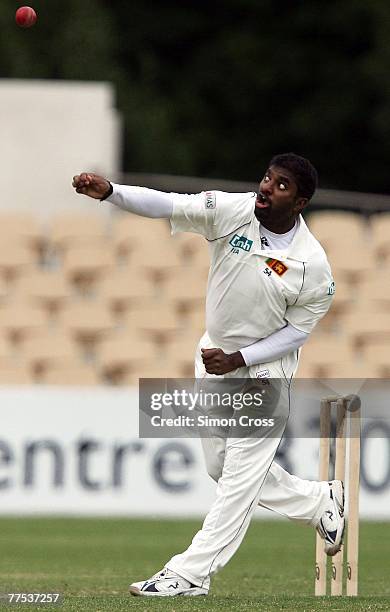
[{"xmin": 129, "ymin": 584, "xmax": 208, "ymax": 597}]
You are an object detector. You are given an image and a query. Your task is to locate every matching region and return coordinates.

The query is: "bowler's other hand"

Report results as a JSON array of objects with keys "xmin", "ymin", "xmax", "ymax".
[
  {"xmin": 72, "ymin": 172, "xmax": 112, "ymax": 200},
  {"xmin": 201, "ymin": 348, "xmax": 245, "ymax": 375}
]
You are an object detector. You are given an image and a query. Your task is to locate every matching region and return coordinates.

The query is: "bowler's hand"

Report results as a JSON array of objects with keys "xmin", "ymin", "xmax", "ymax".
[
  {"xmin": 201, "ymin": 348, "xmax": 245, "ymax": 375},
  {"xmin": 72, "ymin": 172, "xmax": 112, "ymax": 200}
]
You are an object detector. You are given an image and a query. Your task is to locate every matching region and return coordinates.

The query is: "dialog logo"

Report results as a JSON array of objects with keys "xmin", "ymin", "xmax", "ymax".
[{"xmin": 229, "ymin": 234, "xmax": 253, "ymax": 252}]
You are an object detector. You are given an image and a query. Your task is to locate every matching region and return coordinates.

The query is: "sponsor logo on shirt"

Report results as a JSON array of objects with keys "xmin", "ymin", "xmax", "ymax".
[
  {"xmin": 229, "ymin": 234, "xmax": 253, "ymax": 252},
  {"xmin": 260, "ymin": 236, "xmax": 270, "ymax": 248},
  {"xmin": 266, "ymin": 258, "xmax": 288, "ymax": 276},
  {"xmin": 205, "ymin": 191, "xmax": 216, "ymax": 209},
  {"xmin": 327, "ymin": 281, "xmax": 336, "ymax": 295},
  {"xmin": 256, "ymin": 369, "xmax": 271, "ymax": 379}
]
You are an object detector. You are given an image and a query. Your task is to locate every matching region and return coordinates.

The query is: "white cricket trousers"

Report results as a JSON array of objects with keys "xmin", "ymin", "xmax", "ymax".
[{"xmin": 166, "ymin": 336, "xmax": 326, "ymax": 588}]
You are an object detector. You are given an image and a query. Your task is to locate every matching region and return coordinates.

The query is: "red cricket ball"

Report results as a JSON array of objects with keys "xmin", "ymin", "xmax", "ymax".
[{"xmin": 15, "ymin": 6, "xmax": 37, "ymax": 28}]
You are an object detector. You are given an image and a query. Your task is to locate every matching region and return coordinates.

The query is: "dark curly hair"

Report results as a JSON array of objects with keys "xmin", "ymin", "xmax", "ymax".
[{"xmin": 269, "ymin": 153, "xmax": 318, "ymax": 200}]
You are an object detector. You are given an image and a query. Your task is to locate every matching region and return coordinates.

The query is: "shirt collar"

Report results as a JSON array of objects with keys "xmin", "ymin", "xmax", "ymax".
[
  {"xmin": 252, "ymin": 215, "xmax": 315, "ymax": 263},
  {"xmin": 285, "ymin": 215, "xmax": 314, "ymax": 262}
]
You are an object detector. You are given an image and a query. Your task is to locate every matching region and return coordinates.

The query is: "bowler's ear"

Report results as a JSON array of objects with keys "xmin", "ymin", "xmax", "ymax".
[{"xmin": 294, "ymin": 197, "xmax": 309, "ymax": 214}]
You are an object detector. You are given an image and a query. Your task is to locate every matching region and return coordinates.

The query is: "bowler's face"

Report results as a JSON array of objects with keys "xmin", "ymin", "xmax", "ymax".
[{"xmin": 254, "ymin": 165, "xmax": 309, "ymax": 232}]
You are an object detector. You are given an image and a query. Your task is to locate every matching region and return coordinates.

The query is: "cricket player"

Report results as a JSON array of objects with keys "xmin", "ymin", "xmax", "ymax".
[{"xmin": 73, "ymin": 153, "xmax": 344, "ymax": 597}]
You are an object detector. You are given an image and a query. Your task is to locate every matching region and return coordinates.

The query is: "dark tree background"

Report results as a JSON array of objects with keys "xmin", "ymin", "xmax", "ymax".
[{"xmin": 1, "ymin": 0, "xmax": 390, "ymax": 191}]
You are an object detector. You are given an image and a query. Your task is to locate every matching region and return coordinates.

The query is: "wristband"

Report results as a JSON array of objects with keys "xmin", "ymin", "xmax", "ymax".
[{"xmin": 100, "ymin": 182, "xmax": 114, "ymax": 202}]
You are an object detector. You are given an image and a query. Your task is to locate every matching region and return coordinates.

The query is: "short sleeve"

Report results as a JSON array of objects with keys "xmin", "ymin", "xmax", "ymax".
[
  {"xmin": 170, "ymin": 190, "xmax": 254, "ymax": 240},
  {"xmin": 284, "ymin": 259, "xmax": 335, "ymax": 334}
]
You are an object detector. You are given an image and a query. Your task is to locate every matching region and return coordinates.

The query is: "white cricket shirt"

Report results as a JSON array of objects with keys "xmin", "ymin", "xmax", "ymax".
[{"xmin": 170, "ymin": 190, "xmax": 334, "ymax": 353}]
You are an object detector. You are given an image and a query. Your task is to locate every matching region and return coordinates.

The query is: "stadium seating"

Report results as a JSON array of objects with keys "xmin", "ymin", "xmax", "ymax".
[
  {"xmin": 64, "ymin": 246, "xmax": 116, "ymax": 292},
  {"xmin": 59, "ymin": 302, "xmax": 116, "ymax": 353},
  {"xmin": 12, "ymin": 271, "xmax": 71, "ymax": 316},
  {"xmin": 49, "ymin": 212, "xmax": 108, "ymax": 251},
  {"xmin": 370, "ymin": 213, "xmax": 390, "ymax": 260},
  {"xmin": 97, "ymin": 335, "xmax": 156, "ymax": 384},
  {"xmin": 22, "ymin": 331, "xmax": 79, "ymax": 376},
  {"xmin": 327, "ymin": 246, "xmax": 375, "ymax": 288},
  {"xmin": 98, "ymin": 269, "xmax": 155, "ymax": 317},
  {"xmin": 41, "ymin": 360, "xmax": 100, "ymax": 385},
  {"xmin": 0, "ymin": 305, "xmax": 47, "ymax": 343},
  {"xmin": 363, "ymin": 344, "xmax": 390, "ymax": 377},
  {"xmin": 163, "ymin": 268, "xmax": 207, "ymax": 315},
  {"xmin": 0, "ymin": 245, "xmax": 33, "ymax": 282},
  {"xmin": 112, "ymin": 214, "xmax": 172, "ymax": 261},
  {"xmin": 0, "ymin": 212, "xmax": 45, "ymax": 258},
  {"xmin": 306, "ymin": 211, "xmax": 366, "ymax": 250},
  {"xmin": 173, "ymin": 233, "xmax": 207, "ymax": 263},
  {"xmin": 125, "ymin": 306, "xmax": 180, "ymax": 345},
  {"xmin": 0, "ymin": 276, "xmax": 9, "ymax": 300},
  {"xmin": 129, "ymin": 247, "xmax": 182, "ymax": 284},
  {"xmin": 0, "ymin": 206, "xmax": 387, "ymax": 385},
  {"xmin": 0, "ymin": 360, "xmax": 33, "ymax": 384}
]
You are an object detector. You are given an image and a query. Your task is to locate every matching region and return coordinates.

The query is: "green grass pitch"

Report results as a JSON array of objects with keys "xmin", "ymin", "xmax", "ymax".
[{"xmin": 0, "ymin": 518, "xmax": 389, "ymax": 611}]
